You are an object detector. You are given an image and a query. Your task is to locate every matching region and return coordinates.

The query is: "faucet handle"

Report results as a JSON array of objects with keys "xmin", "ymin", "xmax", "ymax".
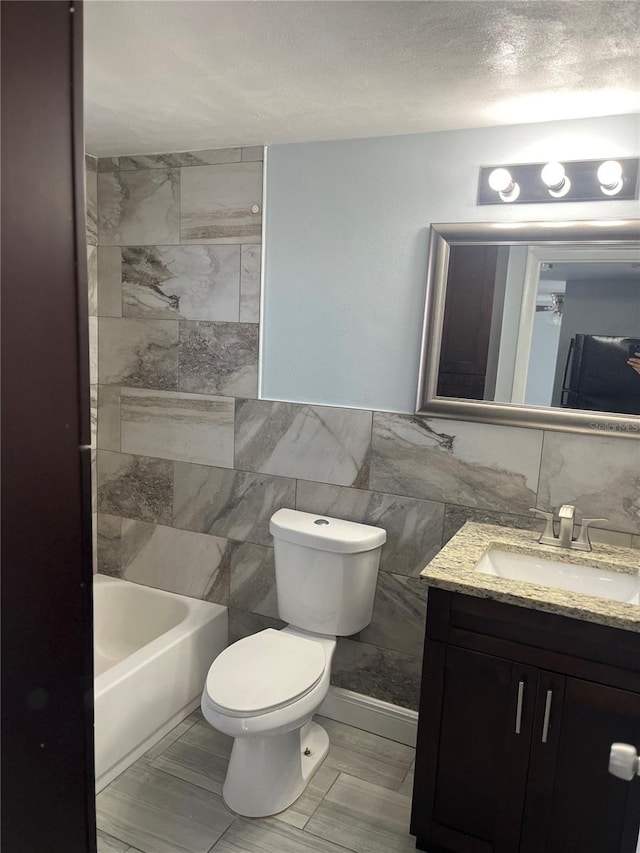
[
  {"xmin": 575, "ymin": 516, "xmax": 609, "ymax": 550},
  {"xmin": 558, "ymin": 504, "xmax": 576, "ymax": 519},
  {"xmin": 529, "ymin": 507, "xmax": 555, "ymax": 542}
]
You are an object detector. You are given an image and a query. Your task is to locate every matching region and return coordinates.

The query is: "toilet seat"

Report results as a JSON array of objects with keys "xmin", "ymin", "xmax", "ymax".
[{"xmin": 205, "ymin": 629, "xmax": 326, "ymax": 717}]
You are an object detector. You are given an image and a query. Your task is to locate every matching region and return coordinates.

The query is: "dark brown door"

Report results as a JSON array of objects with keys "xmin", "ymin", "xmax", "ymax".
[
  {"xmin": 412, "ymin": 645, "xmax": 536, "ymax": 852},
  {"xmin": 437, "ymin": 245, "xmax": 499, "ymax": 400},
  {"xmin": 521, "ymin": 673, "xmax": 640, "ymax": 853},
  {"xmin": 1, "ymin": 1, "xmax": 96, "ymax": 850}
]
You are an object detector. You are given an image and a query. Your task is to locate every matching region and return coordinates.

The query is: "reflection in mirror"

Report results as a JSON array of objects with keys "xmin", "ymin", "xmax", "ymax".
[{"xmin": 418, "ymin": 221, "xmax": 640, "ymax": 435}]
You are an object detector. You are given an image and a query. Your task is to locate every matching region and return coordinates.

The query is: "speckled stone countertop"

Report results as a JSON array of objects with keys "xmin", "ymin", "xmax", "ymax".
[{"xmin": 420, "ymin": 522, "xmax": 640, "ymax": 632}]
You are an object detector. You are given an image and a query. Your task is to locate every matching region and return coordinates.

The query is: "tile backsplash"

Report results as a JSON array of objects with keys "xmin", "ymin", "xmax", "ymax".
[{"xmin": 92, "ymin": 146, "xmax": 640, "ymax": 711}]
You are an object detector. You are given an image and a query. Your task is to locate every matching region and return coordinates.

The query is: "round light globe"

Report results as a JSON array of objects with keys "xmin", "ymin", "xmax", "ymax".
[
  {"xmin": 541, "ymin": 161, "xmax": 566, "ymax": 189},
  {"xmin": 597, "ymin": 160, "xmax": 623, "ymax": 187},
  {"xmin": 488, "ymin": 168, "xmax": 513, "ymax": 193}
]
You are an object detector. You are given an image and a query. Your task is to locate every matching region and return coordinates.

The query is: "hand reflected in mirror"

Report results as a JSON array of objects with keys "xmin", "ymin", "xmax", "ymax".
[{"xmin": 627, "ymin": 351, "xmax": 640, "ymax": 376}]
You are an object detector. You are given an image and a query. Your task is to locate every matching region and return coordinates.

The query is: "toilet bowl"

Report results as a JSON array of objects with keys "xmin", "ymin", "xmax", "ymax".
[{"xmin": 201, "ymin": 508, "xmax": 386, "ymax": 818}]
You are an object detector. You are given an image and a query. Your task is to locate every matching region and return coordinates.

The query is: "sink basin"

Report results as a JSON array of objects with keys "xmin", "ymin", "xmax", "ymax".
[{"xmin": 475, "ymin": 549, "xmax": 640, "ymax": 604}]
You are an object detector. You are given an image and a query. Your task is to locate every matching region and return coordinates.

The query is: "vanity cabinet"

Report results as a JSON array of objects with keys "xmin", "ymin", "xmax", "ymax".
[{"xmin": 411, "ymin": 589, "xmax": 640, "ymax": 853}]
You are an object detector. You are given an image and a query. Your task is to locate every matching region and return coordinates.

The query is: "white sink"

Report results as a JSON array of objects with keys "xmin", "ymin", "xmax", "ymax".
[{"xmin": 475, "ymin": 549, "xmax": 640, "ymax": 605}]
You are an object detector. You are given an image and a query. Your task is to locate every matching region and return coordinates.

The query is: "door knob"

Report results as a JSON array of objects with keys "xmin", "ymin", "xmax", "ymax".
[{"xmin": 609, "ymin": 743, "xmax": 640, "ymax": 781}]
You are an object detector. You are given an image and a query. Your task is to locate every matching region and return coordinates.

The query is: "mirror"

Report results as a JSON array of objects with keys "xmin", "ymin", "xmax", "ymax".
[{"xmin": 417, "ymin": 220, "xmax": 640, "ymax": 437}]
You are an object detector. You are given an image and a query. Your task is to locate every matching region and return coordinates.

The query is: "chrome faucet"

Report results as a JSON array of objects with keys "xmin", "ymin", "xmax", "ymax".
[{"xmin": 529, "ymin": 505, "xmax": 609, "ymax": 552}]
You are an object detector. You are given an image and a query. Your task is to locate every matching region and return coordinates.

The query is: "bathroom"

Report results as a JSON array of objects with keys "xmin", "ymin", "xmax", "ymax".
[{"xmin": 2, "ymin": 1, "xmax": 640, "ymax": 852}]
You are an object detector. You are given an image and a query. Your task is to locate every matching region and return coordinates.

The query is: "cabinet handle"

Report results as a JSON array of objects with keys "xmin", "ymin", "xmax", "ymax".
[
  {"xmin": 515, "ymin": 680, "xmax": 524, "ymax": 734},
  {"xmin": 541, "ymin": 689, "xmax": 553, "ymax": 743}
]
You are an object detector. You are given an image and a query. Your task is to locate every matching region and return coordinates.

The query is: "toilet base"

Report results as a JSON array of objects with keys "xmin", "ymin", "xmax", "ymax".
[{"xmin": 222, "ymin": 720, "xmax": 330, "ymax": 818}]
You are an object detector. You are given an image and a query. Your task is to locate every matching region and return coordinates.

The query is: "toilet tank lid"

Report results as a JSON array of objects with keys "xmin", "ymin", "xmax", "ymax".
[{"xmin": 270, "ymin": 508, "xmax": 386, "ymax": 554}]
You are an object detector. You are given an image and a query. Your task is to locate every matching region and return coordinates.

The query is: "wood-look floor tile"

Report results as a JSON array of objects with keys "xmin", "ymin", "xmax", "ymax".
[
  {"xmin": 96, "ymin": 763, "xmax": 234, "ymax": 853},
  {"xmin": 142, "ymin": 716, "xmax": 198, "ymax": 762},
  {"xmin": 273, "ymin": 764, "xmax": 340, "ymax": 829},
  {"xmin": 304, "ymin": 773, "xmax": 415, "ymax": 853},
  {"xmin": 151, "ymin": 719, "xmax": 233, "ymax": 795},
  {"xmin": 97, "ymin": 830, "xmax": 138, "ymax": 853},
  {"xmin": 316, "ymin": 717, "xmax": 414, "ymax": 791},
  {"xmin": 398, "ymin": 767, "xmax": 415, "ymax": 798},
  {"xmin": 212, "ymin": 816, "xmax": 353, "ymax": 853}
]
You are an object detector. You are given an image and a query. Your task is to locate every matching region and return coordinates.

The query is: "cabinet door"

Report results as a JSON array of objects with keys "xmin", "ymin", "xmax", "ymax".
[
  {"xmin": 412, "ymin": 643, "xmax": 536, "ymax": 852},
  {"xmin": 521, "ymin": 673, "xmax": 640, "ymax": 853}
]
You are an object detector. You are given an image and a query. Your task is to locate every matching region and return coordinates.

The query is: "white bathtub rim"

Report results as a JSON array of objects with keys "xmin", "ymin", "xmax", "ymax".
[{"xmin": 94, "ymin": 574, "xmax": 226, "ymax": 697}]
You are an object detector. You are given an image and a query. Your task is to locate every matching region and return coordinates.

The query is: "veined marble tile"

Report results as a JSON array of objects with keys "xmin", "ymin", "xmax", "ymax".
[
  {"xmin": 85, "ymin": 158, "xmax": 98, "ymax": 245},
  {"xmin": 88, "ymin": 245, "xmax": 98, "ymax": 316},
  {"xmin": 359, "ymin": 573, "xmax": 426, "ymax": 657},
  {"xmin": 241, "ymin": 146, "xmax": 264, "ymax": 162},
  {"xmin": 97, "ymin": 450, "xmax": 173, "ymax": 524},
  {"xmin": 92, "ymin": 450, "xmax": 97, "ymax": 512},
  {"xmin": 96, "ymin": 513, "xmax": 122, "ymax": 577},
  {"xmin": 97, "ymin": 247, "xmax": 122, "ymax": 318},
  {"xmin": 98, "ymin": 157, "xmax": 118, "ymax": 173},
  {"xmin": 96, "ymin": 763, "xmax": 234, "ymax": 853},
  {"xmin": 332, "ymin": 638, "xmax": 421, "ymax": 711},
  {"xmin": 240, "ymin": 244, "xmax": 261, "ymax": 323},
  {"xmin": 89, "ymin": 316, "xmax": 98, "ymax": 385},
  {"xmin": 120, "ymin": 388, "xmax": 234, "ymax": 467},
  {"xmin": 305, "ymin": 773, "xmax": 415, "ymax": 853},
  {"xmin": 214, "ymin": 817, "xmax": 349, "ymax": 853},
  {"xmin": 173, "ymin": 463, "xmax": 295, "ymax": 546},
  {"xmin": 97, "ymin": 385, "xmax": 121, "ymax": 452},
  {"xmin": 537, "ymin": 431, "xmax": 640, "ymax": 535},
  {"xmin": 119, "ymin": 148, "xmax": 242, "ymax": 171},
  {"xmin": 235, "ymin": 400, "xmax": 372, "ymax": 487},
  {"xmin": 98, "ymin": 168, "xmax": 179, "ymax": 246},
  {"xmin": 229, "ymin": 541, "xmax": 278, "ymax": 619},
  {"xmin": 359, "ymin": 572, "xmax": 427, "ymax": 657},
  {"xmin": 443, "ymin": 504, "xmax": 540, "ymax": 546},
  {"xmin": 121, "ymin": 520, "xmax": 230, "ymax": 601},
  {"xmin": 85, "ymin": 154, "xmax": 97, "ymax": 172},
  {"xmin": 90, "ymin": 385, "xmax": 98, "ymax": 449},
  {"xmin": 122, "ymin": 245, "xmax": 240, "ymax": 322},
  {"xmin": 370, "ymin": 414, "xmax": 542, "ymax": 514},
  {"xmin": 227, "ymin": 607, "xmax": 285, "ymax": 644},
  {"xmin": 295, "ymin": 481, "xmax": 444, "ymax": 577},
  {"xmin": 180, "ymin": 161, "xmax": 262, "ymax": 244},
  {"xmin": 178, "ymin": 321, "xmax": 258, "ymax": 398},
  {"xmin": 98, "ymin": 317, "xmax": 178, "ymax": 389}
]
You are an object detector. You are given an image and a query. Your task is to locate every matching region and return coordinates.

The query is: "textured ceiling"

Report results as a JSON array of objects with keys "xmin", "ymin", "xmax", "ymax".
[{"xmin": 84, "ymin": 0, "xmax": 640, "ymax": 156}]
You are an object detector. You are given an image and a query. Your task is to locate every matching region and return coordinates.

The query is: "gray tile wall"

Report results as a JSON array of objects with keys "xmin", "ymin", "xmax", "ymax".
[
  {"xmin": 93, "ymin": 147, "xmax": 640, "ymax": 712},
  {"xmin": 86, "ymin": 155, "xmax": 98, "ymax": 567}
]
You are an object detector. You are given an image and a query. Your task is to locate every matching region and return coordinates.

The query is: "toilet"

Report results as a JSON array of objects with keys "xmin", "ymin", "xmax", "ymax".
[{"xmin": 201, "ymin": 507, "xmax": 386, "ymax": 818}]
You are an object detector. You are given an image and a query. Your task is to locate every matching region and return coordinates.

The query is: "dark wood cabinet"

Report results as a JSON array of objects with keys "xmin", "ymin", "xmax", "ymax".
[{"xmin": 411, "ymin": 590, "xmax": 640, "ymax": 853}]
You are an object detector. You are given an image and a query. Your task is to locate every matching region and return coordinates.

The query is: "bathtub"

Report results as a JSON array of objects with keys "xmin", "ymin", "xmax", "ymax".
[{"xmin": 94, "ymin": 574, "xmax": 227, "ymax": 792}]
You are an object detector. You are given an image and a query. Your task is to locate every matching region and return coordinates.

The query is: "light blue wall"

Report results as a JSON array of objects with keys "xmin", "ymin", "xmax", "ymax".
[{"xmin": 261, "ymin": 113, "xmax": 640, "ymax": 412}]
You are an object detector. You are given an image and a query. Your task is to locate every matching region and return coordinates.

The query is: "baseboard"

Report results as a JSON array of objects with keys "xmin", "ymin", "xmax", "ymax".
[{"xmin": 317, "ymin": 686, "xmax": 418, "ymax": 747}]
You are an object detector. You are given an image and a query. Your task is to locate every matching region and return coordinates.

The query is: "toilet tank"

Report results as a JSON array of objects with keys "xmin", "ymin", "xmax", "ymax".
[{"xmin": 269, "ymin": 508, "xmax": 386, "ymax": 636}]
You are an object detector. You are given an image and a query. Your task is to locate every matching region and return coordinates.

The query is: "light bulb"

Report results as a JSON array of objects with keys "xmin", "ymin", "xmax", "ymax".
[
  {"xmin": 541, "ymin": 161, "xmax": 571, "ymax": 198},
  {"xmin": 597, "ymin": 160, "xmax": 623, "ymax": 195},
  {"xmin": 488, "ymin": 167, "xmax": 520, "ymax": 202}
]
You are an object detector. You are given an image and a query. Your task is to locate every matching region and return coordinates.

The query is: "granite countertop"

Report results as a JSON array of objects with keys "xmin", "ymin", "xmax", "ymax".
[{"xmin": 420, "ymin": 521, "xmax": 640, "ymax": 632}]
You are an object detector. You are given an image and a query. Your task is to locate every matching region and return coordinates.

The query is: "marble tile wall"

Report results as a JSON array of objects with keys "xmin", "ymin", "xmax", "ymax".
[
  {"xmin": 93, "ymin": 145, "xmax": 640, "ymax": 712},
  {"xmin": 86, "ymin": 155, "xmax": 98, "ymax": 567}
]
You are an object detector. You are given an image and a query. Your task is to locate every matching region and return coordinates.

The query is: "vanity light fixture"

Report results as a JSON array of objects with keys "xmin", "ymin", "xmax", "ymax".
[
  {"xmin": 597, "ymin": 160, "xmax": 624, "ymax": 196},
  {"xmin": 541, "ymin": 161, "xmax": 571, "ymax": 198},
  {"xmin": 478, "ymin": 157, "xmax": 639, "ymax": 205}
]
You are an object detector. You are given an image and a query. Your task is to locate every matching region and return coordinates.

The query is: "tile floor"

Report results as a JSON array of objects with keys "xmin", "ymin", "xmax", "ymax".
[{"xmin": 96, "ymin": 712, "xmax": 417, "ymax": 853}]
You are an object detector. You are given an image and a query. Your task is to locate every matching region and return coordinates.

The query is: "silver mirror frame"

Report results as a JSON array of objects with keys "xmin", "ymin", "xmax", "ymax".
[{"xmin": 416, "ymin": 219, "xmax": 640, "ymax": 439}]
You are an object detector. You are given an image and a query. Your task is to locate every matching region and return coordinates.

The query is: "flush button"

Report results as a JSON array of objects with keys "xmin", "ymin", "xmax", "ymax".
[{"xmin": 314, "ymin": 519, "xmax": 329, "ymax": 525}]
